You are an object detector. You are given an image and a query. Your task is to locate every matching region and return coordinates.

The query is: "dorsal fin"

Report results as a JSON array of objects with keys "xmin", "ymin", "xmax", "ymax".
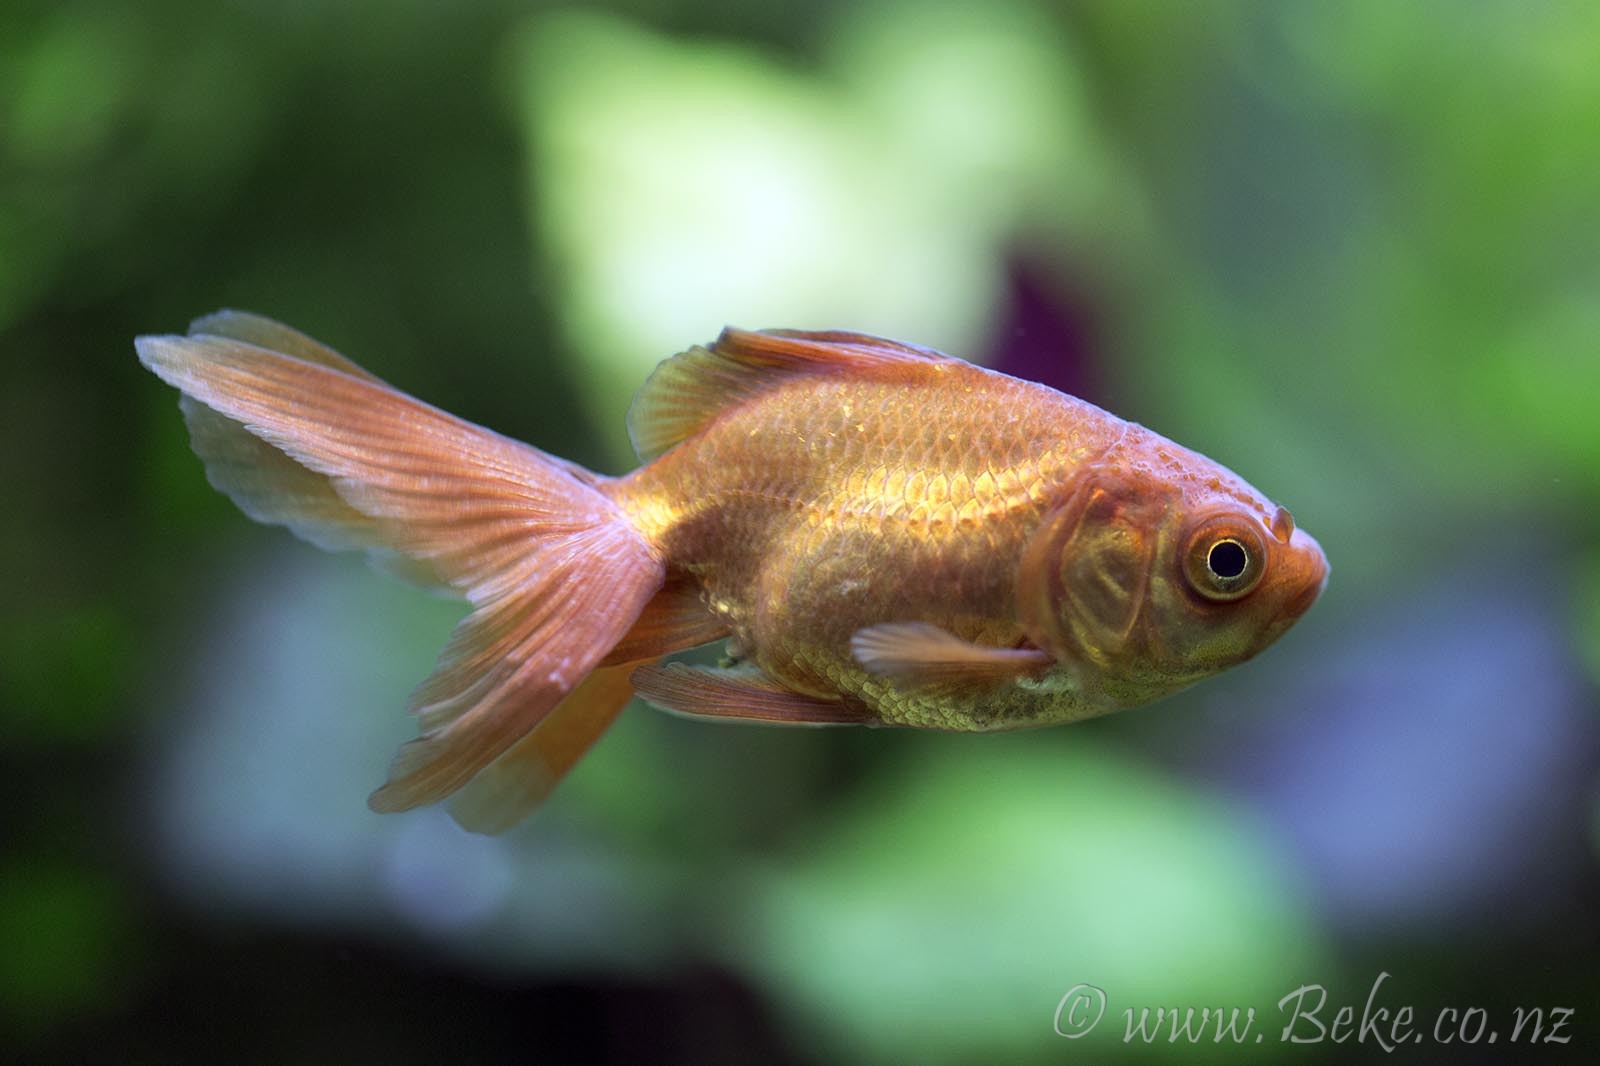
[{"xmin": 626, "ymin": 326, "xmax": 952, "ymax": 462}]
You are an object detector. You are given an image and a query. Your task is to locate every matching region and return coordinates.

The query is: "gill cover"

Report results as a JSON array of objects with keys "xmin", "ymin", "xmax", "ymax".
[{"xmin": 1017, "ymin": 473, "xmax": 1176, "ymax": 672}]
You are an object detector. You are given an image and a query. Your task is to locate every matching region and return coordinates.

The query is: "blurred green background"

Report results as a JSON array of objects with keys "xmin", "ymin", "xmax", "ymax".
[{"xmin": 3, "ymin": 0, "xmax": 1597, "ymax": 1062}]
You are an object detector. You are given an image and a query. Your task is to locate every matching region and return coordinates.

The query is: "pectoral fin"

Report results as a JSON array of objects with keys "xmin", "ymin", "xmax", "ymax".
[
  {"xmin": 631, "ymin": 662, "xmax": 873, "ymax": 725},
  {"xmin": 850, "ymin": 622, "xmax": 1052, "ymax": 687}
]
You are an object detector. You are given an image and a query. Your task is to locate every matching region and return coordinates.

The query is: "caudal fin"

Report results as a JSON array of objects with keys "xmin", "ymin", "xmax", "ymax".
[
  {"xmin": 445, "ymin": 663, "xmax": 638, "ymax": 833},
  {"xmin": 136, "ymin": 313, "xmax": 666, "ymax": 817}
]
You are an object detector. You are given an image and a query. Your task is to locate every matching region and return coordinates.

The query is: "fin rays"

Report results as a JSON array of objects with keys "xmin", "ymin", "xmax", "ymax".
[
  {"xmin": 138, "ymin": 324, "xmax": 665, "ymax": 813},
  {"xmin": 446, "ymin": 665, "xmax": 638, "ymax": 834},
  {"xmin": 631, "ymin": 662, "xmax": 873, "ymax": 725},
  {"xmin": 626, "ymin": 326, "xmax": 954, "ymax": 462},
  {"xmin": 851, "ymin": 622, "xmax": 1052, "ymax": 687}
]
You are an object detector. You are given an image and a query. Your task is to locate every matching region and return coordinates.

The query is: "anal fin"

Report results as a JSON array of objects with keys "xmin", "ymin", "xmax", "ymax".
[
  {"xmin": 631, "ymin": 662, "xmax": 873, "ymax": 725},
  {"xmin": 601, "ymin": 575, "xmax": 728, "ymax": 665}
]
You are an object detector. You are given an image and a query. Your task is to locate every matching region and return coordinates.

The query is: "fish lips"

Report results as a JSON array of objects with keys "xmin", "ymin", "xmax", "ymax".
[{"xmin": 1273, "ymin": 531, "xmax": 1329, "ymax": 632}]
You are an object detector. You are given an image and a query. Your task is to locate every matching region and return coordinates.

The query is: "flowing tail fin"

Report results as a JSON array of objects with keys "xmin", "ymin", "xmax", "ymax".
[{"xmin": 136, "ymin": 312, "xmax": 666, "ymax": 820}]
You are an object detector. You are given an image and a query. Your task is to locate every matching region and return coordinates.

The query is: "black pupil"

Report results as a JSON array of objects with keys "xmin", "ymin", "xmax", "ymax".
[{"xmin": 1208, "ymin": 540, "xmax": 1249, "ymax": 580}]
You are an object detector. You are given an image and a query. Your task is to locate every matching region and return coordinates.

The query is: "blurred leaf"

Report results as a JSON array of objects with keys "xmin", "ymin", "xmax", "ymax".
[
  {"xmin": 0, "ymin": 860, "xmax": 129, "ymax": 1031},
  {"xmin": 508, "ymin": 1, "xmax": 1136, "ymax": 461},
  {"xmin": 1, "ymin": 603, "xmax": 132, "ymax": 743},
  {"xmin": 149, "ymin": 553, "xmax": 696, "ymax": 974},
  {"xmin": 729, "ymin": 737, "xmax": 1327, "ymax": 1063},
  {"xmin": 2, "ymin": 6, "xmax": 145, "ymax": 167},
  {"xmin": 1578, "ymin": 552, "xmax": 1600, "ymax": 690}
]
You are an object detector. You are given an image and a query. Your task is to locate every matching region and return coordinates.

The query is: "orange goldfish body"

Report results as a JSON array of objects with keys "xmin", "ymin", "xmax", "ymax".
[{"xmin": 137, "ymin": 314, "xmax": 1327, "ymax": 832}]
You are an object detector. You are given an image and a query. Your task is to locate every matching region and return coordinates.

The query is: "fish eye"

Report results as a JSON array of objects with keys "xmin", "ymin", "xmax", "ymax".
[
  {"xmin": 1182, "ymin": 517, "xmax": 1266, "ymax": 602},
  {"xmin": 1207, "ymin": 539, "xmax": 1248, "ymax": 579}
]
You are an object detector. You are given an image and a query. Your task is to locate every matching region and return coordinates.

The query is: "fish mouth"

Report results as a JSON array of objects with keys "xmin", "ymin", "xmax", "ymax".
[{"xmin": 1282, "ymin": 557, "xmax": 1329, "ymax": 622}]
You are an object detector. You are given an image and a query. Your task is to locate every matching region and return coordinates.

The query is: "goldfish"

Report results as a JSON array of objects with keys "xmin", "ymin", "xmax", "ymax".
[{"xmin": 136, "ymin": 312, "xmax": 1327, "ymax": 832}]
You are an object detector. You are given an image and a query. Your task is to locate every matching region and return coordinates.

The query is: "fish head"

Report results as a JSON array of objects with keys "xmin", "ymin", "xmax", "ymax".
[{"xmin": 1018, "ymin": 452, "xmax": 1328, "ymax": 705}]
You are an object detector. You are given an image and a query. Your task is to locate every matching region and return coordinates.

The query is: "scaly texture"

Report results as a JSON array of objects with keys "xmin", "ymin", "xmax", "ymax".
[
  {"xmin": 611, "ymin": 359, "xmax": 1125, "ymax": 728},
  {"xmin": 140, "ymin": 315, "xmax": 1327, "ymax": 830}
]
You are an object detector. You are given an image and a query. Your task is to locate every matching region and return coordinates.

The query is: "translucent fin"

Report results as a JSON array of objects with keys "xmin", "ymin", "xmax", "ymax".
[
  {"xmin": 178, "ymin": 394, "xmax": 449, "ymax": 590},
  {"xmin": 851, "ymin": 622, "xmax": 1051, "ymax": 687},
  {"xmin": 189, "ymin": 310, "xmax": 381, "ymax": 381},
  {"xmin": 631, "ymin": 662, "xmax": 873, "ymax": 725},
  {"xmin": 723, "ymin": 328, "xmax": 951, "ymax": 364},
  {"xmin": 137, "ymin": 329, "xmax": 666, "ymax": 810},
  {"xmin": 626, "ymin": 326, "xmax": 954, "ymax": 461},
  {"xmin": 601, "ymin": 575, "xmax": 728, "ymax": 666},
  {"xmin": 180, "ymin": 392, "xmax": 376, "ymax": 555},
  {"xmin": 178, "ymin": 314, "xmax": 449, "ymax": 589},
  {"xmin": 447, "ymin": 664, "xmax": 636, "ymax": 834}
]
